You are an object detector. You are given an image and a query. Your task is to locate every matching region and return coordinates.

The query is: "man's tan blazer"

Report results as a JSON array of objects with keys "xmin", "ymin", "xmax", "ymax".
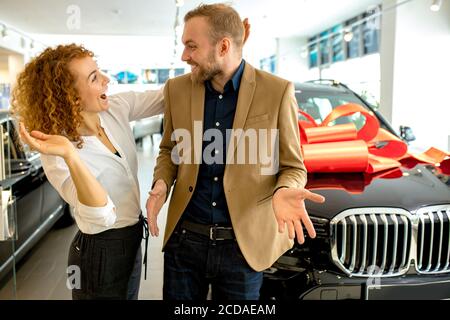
[{"xmin": 153, "ymin": 62, "xmax": 307, "ymax": 272}]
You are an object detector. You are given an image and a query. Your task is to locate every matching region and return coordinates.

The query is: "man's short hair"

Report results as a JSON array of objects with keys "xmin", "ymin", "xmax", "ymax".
[{"xmin": 184, "ymin": 3, "xmax": 244, "ymax": 50}]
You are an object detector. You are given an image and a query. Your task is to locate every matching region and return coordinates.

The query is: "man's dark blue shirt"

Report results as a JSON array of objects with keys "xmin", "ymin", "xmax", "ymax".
[{"xmin": 183, "ymin": 59, "xmax": 246, "ymax": 225}]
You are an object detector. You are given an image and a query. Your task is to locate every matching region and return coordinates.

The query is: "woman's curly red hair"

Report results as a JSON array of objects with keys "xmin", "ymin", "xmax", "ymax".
[{"xmin": 11, "ymin": 43, "xmax": 94, "ymax": 148}]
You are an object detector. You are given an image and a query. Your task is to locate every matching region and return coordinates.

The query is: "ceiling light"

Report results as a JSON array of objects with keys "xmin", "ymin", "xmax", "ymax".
[
  {"xmin": 1, "ymin": 25, "xmax": 10, "ymax": 40},
  {"xmin": 300, "ymin": 48, "xmax": 308, "ymax": 58},
  {"xmin": 176, "ymin": 0, "xmax": 184, "ymax": 7},
  {"xmin": 430, "ymin": 0, "xmax": 442, "ymax": 11},
  {"xmin": 343, "ymin": 30, "xmax": 353, "ymax": 42}
]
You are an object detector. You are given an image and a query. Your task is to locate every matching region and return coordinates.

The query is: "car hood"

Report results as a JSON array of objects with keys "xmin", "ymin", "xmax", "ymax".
[{"xmin": 305, "ymin": 164, "xmax": 450, "ymax": 220}]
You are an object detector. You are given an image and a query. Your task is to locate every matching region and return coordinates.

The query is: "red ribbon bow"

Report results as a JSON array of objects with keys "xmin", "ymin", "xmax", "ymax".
[{"xmin": 298, "ymin": 103, "xmax": 450, "ymax": 175}]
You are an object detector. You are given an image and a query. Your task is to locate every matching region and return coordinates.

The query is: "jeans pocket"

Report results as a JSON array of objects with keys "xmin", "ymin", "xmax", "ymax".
[{"xmin": 164, "ymin": 231, "xmax": 184, "ymax": 251}]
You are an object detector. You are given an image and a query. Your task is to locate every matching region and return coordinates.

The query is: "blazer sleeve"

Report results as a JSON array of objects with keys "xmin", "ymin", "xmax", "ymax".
[
  {"xmin": 274, "ymin": 81, "xmax": 307, "ymax": 191},
  {"xmin": 151, "ymin": 80, "xmax": 178, "ymax": 200}
]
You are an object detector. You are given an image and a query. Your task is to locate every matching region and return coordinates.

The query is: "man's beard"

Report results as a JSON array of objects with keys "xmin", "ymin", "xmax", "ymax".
[{"xmin": 190, "ymin": 52, "xmax": 222, "ymax": 84}]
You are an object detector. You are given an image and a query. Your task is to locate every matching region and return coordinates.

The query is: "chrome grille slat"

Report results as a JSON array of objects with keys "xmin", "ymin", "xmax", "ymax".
[
  {"xmin": 389, "ymin": 214, "xmax": 398, "ymax": 273},
  {"xmin": 418, "ymin": 215, "xmax": 426, "ymax": 270},
  {"xmin": 445, "ymin": 209, "xmax": 450, "ymax": 270},
  {"xmin": 358, "ymin": 214, "xmax": 368, "ymax": 274},
  {"xmin": 348, "ymin": 215, "xmax": 358, "ymax": 273},
  {"xmin": 340, "ymin": 219, "xmax": 347, "ymax": 264},
  {"xmin": 425, "ymin": 213, "xmax": 434, "ymax": 272},
  {"xmin": 435, "ymin": 210, "xmax": 444, "ymax": 271},
  {"xmin": 370, "ymin": 214, "xmax": 378, "ymax": 270},
  {"xmin": 400, "ymin": 215, "xmax": 409, "ymax": 268},
  {"xmin": 379, "ymin": 214, "xmax": 389, "ymax": 272}
]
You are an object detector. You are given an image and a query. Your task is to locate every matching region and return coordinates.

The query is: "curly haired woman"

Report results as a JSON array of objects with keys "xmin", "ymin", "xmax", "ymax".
[{"xmin": 12, "ymin": 44, "xmax": 164, "ymax": 300}]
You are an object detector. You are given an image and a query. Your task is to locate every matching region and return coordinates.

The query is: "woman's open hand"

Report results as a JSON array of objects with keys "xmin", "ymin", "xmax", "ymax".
[{"xmin": 19, "ymin": 122, "xmax": 76, "ymax": 160}]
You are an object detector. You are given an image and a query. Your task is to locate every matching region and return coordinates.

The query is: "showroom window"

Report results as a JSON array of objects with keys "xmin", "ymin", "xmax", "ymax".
[
  {"xmin": 331, "ymin": 25, "xmax": 344, "ymax": 63},
  {"xmin": 362, "ymin": 12, "xmax": 381, "ymax": 55},
  {"xmin": 260, "ymin": 55, "xmax": 277, "ymax": 73},
  {"xmin": 319, "ymin": 30, "xmax": 330, "ymax": 65},
  {"xmin": 308, "ymin": 36, "xmax": 318, "ymax": 68},
  {"xmin": 307, "ymin": 5, "xmax": 381, "ymax": 69},
  {"xmin": 346, "ymin": 17, "xmax": 362, "ymax": 59}
]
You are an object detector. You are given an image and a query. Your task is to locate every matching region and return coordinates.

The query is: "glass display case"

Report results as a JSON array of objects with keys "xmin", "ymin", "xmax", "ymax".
[
  {"xmin": 0, "ymin": 119, "xmax": 18, "ymax": 299},
  {"xmin": 0, "ymin": 83, "xmax": 11, "ymax": 110}
]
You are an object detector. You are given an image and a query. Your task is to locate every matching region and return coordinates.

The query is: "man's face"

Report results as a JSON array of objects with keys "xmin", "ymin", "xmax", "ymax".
[{"xmin": 181, "ymin": 17, "xmax": 222, "ymax": 83}]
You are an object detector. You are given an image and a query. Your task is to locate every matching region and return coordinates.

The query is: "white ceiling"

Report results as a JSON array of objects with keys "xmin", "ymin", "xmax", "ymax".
[{"xmin": 0, "ymin": 0, "xmax": 382, "ymax": 38}]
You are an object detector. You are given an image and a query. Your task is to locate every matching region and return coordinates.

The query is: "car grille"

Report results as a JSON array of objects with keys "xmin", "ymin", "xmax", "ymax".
[
  {"xmin": 330, "ymin": 205, "xmax": 450, "ymax": 277},
  {"xmin": 416, "ymin": 207, "xmax": 450, "ymax": 274}
]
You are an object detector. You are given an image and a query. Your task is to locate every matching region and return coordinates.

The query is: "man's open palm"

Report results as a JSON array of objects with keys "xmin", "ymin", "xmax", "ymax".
[{"xmin": 272, "ymin": 188, "xmax": 325, "ymax": 244}]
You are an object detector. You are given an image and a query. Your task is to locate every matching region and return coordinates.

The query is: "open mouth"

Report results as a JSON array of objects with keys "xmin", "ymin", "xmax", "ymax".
[{"xmin": 100, "ymin": 87, "xmax": 108, "ymax": 101}]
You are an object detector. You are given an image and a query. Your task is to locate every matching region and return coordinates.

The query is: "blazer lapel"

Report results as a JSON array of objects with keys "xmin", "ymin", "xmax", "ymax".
[
  {"xmin": 226, "ymin": 63, "xmax": 256, "ymax": 164},
  {"xmin": 191, "ymin": 80, "xmax": 205, "ymax": 165}
]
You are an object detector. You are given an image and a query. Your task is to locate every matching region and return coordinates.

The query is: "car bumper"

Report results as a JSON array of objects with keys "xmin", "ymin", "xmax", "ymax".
[
  {"xmin": 301, "ymin": 272, "xmax": 450, "ymax": 300},
  {"xmin": 262, "ymin": 267, "xmax": 450, "ymax": 300}
]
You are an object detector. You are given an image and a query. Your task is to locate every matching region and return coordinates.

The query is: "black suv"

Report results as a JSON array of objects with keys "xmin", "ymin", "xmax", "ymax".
[
  {"xmin": 0, "ymin": 111, "xmax": 72, "ymax": 282},
  {"xmin": 260, "ymin": 80, "xmax": 450, "ymax": 300}
]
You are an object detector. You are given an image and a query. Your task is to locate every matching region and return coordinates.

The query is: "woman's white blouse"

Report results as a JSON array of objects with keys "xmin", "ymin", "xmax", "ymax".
[{"xmin": 40, "ymin": 89, "xmax": 164, "ymax": 234}]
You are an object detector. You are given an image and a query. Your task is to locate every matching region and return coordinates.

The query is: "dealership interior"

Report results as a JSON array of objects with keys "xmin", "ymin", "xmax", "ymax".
[{"xmin": 0, "ymin": 0, "xmax": 449, "ymax": 300}]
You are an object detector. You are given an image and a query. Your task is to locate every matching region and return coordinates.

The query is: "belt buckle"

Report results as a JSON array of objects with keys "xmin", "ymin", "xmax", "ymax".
[{"xmin": 209, "ymin": 226, "xmax": 227, "ymax": 241}]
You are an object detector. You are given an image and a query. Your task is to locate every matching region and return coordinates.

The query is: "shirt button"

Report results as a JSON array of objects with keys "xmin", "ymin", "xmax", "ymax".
[
  {"xmin": 212, "ymin": 202, "xmax": 217, "ymax": 207},
  {"xmin": 219, "ymin": 95, "xmax": 223, "ymax": 99},
  {"xmin": 215, "ymin": 122, "xmax": 220, "ymax": 127},
  {"xmin": 214, "ymin": 177, "xmax": 218, "ymax": 182}
]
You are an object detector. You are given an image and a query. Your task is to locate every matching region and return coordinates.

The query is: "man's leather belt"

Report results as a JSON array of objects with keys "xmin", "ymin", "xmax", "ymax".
[{"xmin": 180, "ymin": 220, "xmax": 235, "ymax": 241}]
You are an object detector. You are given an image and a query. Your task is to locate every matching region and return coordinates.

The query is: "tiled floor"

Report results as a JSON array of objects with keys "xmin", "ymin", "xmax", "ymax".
[{"xmin": 0, "ymin": 135, "xmax": 168, "ymax": 300}]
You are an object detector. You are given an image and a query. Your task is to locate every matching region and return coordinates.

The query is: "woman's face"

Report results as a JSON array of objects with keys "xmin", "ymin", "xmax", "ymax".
[{"xmin": 69, "ymin": 56, "xmax": 110, "ymax": 113}]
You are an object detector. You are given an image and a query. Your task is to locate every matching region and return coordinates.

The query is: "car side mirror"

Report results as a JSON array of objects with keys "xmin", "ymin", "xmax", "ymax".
[{"xmin": 400, "ymin": 126, "xmax": 416, "ymax": 142}]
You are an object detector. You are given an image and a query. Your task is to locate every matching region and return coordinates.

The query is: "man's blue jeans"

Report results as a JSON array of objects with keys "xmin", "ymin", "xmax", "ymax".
[{"xmin": 163, "ymin": 228, "xmax": 263, "ymax": 300}]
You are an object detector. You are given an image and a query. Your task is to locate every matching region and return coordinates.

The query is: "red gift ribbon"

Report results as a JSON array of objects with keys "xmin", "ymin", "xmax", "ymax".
[{"xmin": 298, "ymin": 103, "xmax": 450, "ymax": 175}]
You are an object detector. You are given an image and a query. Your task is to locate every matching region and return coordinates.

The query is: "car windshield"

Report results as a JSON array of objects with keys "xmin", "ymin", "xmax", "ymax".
[{"xmin": 295, "ymin": 89, "xmax": 372, "ymax": 131}]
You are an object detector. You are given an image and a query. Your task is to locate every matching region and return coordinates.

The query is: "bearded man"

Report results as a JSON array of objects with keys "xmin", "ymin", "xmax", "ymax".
[{"xmin": 146, "ymin": 3, "xmax": 325, "ymax": 300}]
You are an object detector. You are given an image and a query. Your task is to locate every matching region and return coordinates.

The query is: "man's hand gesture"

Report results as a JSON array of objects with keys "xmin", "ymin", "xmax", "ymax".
[
  {"xmin": 272, "ymin": 188, "xmax": 325, "ymax": 244},
  {"xmin": 146, "ymin": 179, "xmax": 168, "ymax": 237}
]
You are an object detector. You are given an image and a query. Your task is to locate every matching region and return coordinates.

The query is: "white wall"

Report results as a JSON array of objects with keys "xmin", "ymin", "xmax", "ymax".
[
  {"xmin": 0, "ymin": 55, "xmax": 9, "ymax": 82},
  {"xmin": 242, "ymin": 34, "xmax": 277, "ymax": 71},
  {"xmin": 276, "ymin": 36, "xmax": 309, "ymax": 83},
  {"xmin": 7, "ymin": 54, "xmax": 24, "ymax": 84},
  {"xmin": 32, "ymin": 34, "xmax": 186, "ymax": 71},
  {"xmin": 387, "ymin": 0, "xmax": 450, "ymax": 151},
  {"xmin": 379, "ymin": 0, "xmax": 397, "ymax": 122},
  {"xmin": 0, "ymin": 27, "xmax": 44, "ymax": 64},
  {"xmin": 311, "ymin": 54, "xmax": 381, "ymax": 101}
]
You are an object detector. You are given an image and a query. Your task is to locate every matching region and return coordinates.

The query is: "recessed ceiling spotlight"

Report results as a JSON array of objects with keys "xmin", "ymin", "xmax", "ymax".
[
  {"xmin": 430, "ymin": 0, "xmax": 442, "ymax": 11},
  {"xmin": 343, "ymin": 29, "xmax": 353, "ymax": 42},
  {"xmin": 1, "ymin": 25, "xmax": 10, "ymax": 40},
  {"xmin": 300, "ymin": 48, "xmax": 308, "ymax": 58}
]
